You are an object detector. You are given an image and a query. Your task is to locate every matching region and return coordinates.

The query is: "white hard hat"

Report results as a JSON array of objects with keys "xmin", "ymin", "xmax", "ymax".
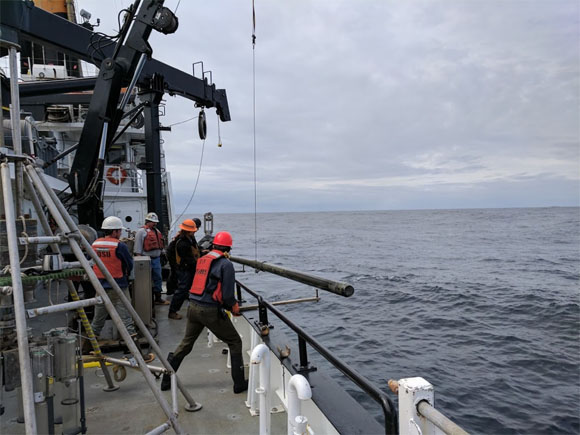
[
  {"xmin": 145, "ymin": 212, "xmax": 159, "ymax": 223},
  {"xmin": 101, "ymin": 216, "xmax": 124, "ymax": 230}
]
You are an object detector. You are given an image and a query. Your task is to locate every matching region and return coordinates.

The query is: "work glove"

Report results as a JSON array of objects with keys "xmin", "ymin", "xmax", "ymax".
[{"xmin": 231, "ymin": 302, "xmax": 241, "ymax": 316}]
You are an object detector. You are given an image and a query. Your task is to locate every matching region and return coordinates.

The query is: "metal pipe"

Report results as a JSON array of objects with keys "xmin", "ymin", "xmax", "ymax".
[
  {"xmin": 19, "ymin": 236, "xmax": 65, "ymax": 245},
  {"xmin": 251, "ymin": 344, "xmax": 271, "ymax": 435},
  {"xmin": 103, "ymin": 356, "xmax": 167, "ymax": 375},
  {"xmin": 8, "ymin": 45, "xmax": 23, "ymax": 214},
  {"xmin": 230, "ymin": 256, "xmax": 354, "ymax": 297},
  {"xmin": 417, "ymin": 400, "xmax": 469, "ymax": 435},
  {"xmin": 27, "ymin": 297, "xmax": 102, "ymax": 318},
  {"xmin": 119, "ymin": 53, "xmax": 147, "ymax": 112},
  {"xmin": 98, "ymin": 122, "xmax": 109, "ymax": 161},
  {"xmin": 24, "ymin": 165, "xmax": 185, "ymax": 433},
  {"xmin": 287, "ymin": 374, "xmax": 311, "ymax": 435},
  {"xmin": 171, "ymin": 371, "xmax": 178, "ymax": 416},
  {"xmin": 28, "ymin": 164, "xmax": 202, "ymax": 412},
  {"xmin": 22, "ymin": 173, "xmax": 117, "ymax": 391},
  {"xmin": 145, "ymin": 421, "xmax": 171, "ymax": 435},
  {"xmin": 240, "ymin": 296, "xmax": 320, "ymax": 312},
  {"xmin": 0, "ymin": 162, "xmax": 37, "ymax": 434}
]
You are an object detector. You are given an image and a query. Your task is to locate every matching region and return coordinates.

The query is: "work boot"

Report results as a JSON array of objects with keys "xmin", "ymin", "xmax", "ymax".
[
  {"xmin": 154, "ymin": 295, "xmax": 170, "ymax": 305},
  {"xmin": 161, "ymin": 352, "xmax": 185, "ymax": 391},
  {"xmin": 81, "ymin": 338, "xmax": 93, "ymax": 355},
  {"xmin": 168, "ymin": 311, "xmax": 182, "ymax": 320},
  {"xmin": 230, "ymin": 353, "xmax": 248, "ymax": 394}
]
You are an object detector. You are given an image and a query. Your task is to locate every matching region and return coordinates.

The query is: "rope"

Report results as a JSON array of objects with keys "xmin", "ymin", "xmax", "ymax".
[
  {"xmin": 18, "ymin": 216, "xmax": 29, "ymax": 265},
  {"xmin": 169, "ymin": 139, "xmax": 206, "ymax": 233},
  {"xmin": 252, "ymin": 0, "xmax": 258, "ymax": 264},
  {"xmin": 0, "ymin": 268, "xmax": 86, "ymax": 286}
]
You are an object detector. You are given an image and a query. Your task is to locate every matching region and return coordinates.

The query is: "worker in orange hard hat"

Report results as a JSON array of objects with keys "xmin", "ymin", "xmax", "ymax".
[
  {"xmin": 161, "ymin": 231, "xmax": 247, "ymax": 394},
  {"xmin": 167, "ymin": 219, "xmax": 200, "ymax": 320}
]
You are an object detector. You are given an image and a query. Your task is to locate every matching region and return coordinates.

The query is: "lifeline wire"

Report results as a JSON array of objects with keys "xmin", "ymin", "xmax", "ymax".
[{"xmin": 252, "ymin": 0, "xmax": 258, "ymax": 263}]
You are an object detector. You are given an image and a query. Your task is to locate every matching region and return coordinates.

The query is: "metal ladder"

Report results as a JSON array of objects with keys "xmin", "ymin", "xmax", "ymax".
[{"xmin": 1, "ymin": 156, "xmax": 205, "ymax": 434}]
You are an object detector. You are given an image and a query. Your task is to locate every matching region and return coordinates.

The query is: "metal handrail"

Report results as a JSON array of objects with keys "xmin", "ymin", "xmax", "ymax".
[
  {"xmin": 417, "ymin": 401, "xmax": 469, "ymax": 435},
  {"xmin": 231, "ymin": 256, "xmax": 354, "ymax": 297},
  {"xmin": 236, "ymin": 280, "xmax": 398, "ymax": 435}
]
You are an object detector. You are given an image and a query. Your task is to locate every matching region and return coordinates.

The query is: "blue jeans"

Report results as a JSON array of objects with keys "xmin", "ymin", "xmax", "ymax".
[
  {"xmin": 151, "ymin": 256, "xmax": 163, "ymax": 295},
  {"xmin": 169, "ymin": 269, "xmax": 194, "ymax": 313}
]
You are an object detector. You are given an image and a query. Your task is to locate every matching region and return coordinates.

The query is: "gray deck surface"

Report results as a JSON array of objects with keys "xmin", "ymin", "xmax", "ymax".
[{"xmin": 1, "ymin": 302, "xmax": 287, "ymax": 434}]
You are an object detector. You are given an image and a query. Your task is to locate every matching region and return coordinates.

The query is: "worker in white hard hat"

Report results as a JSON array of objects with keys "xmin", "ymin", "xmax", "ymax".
[
  {"xmin": 90, "ymin": 216, "xmax": 136, "ymax": 337},
  {"xmin": 133, "ymin": 212, "xmax": 168, "ymax": 305}
]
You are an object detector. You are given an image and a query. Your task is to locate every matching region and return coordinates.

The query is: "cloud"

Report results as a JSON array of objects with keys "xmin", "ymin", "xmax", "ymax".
[{"xmin": 78, "ymin": 0, "xmax": 579, "ymax": 212}]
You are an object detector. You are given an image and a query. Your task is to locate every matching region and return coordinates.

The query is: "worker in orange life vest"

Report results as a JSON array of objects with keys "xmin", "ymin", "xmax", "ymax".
[
  {"xmin": 133, "ymin": 212, "xmax": 168, "ymax": 305},
  {"xmin": 160, "ymin": 231, "xmax": 247, "ymax": 394},
  {"xmin": 90, "ymin": 216, "xmax": 136, "ymax": 337}
]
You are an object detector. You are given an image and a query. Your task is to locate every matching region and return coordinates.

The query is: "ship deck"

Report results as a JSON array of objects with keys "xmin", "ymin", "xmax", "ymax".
[{"xmin": 2, "ymin": 302, "xmax": 288, "ymax": 434}]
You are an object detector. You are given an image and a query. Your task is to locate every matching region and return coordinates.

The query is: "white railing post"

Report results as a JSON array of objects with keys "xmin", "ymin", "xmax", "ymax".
[
  {"xmin": 251, "ymin": 344, "xmax": 271, "ymax": 435},
  {"xmin": 398, "ymin": 377, "xmax": 445, "ymax": 435},
  {"xmin": 287, "ymin": 374, "xmax": 311, "ymax": 435},
  {"xmin": 246, "ymin": 330, "xmax": 260, "ymax": 413}
]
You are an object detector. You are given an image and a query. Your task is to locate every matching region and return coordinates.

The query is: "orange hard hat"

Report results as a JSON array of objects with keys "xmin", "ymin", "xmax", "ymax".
[
  {"xmin": 179, "ymin": 219, "xmax": 197, "ymax": 232},
  {"xmin": 213, "ymin": 231, "xmax": 233, "ymax": 247}
]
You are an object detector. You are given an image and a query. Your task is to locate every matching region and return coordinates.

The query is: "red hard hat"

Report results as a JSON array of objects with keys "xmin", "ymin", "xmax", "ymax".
[{"xmin": 213, "ymin": 231, "xmax": 233, "ymax": 247}]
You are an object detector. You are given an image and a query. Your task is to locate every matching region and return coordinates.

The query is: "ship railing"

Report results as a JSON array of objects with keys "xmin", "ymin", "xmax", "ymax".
[{"xmin": 234, "ymin": 279, "xmax": 399, "ymax": 435}]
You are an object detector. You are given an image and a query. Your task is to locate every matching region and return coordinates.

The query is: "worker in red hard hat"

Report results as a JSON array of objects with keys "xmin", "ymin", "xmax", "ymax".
[{"xmin": 161, "ymin": 231, "xmax": 247, "ymax": 394}]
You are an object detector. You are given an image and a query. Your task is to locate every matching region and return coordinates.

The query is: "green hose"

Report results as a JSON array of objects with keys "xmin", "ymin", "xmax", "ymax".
[{"xmin": 0, "ymin": 268, "xmax": 86, "ymax": 286}]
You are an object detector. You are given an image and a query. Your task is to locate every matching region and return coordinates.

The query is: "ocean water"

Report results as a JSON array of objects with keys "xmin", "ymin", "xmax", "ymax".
[{"xmin": 204, "ymin": 207, "xmax": 579, "ymax": 434}]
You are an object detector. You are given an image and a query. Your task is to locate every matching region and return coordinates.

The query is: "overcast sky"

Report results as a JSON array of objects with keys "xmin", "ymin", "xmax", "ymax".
[{"xmin": 79, "ymin": 0, "xmax": 579, "ymax": 214}]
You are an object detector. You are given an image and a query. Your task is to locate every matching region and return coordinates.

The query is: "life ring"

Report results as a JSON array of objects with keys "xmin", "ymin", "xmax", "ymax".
[{"xmin": 106, "ymin": 166, "xmax": 127, "ymax": 185}]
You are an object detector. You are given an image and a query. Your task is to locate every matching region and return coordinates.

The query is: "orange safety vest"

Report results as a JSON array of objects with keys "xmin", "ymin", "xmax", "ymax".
[
  {"xmin": 92, "ymin": 237, "xmax": 123, "ymax": 279},
  {"xmin": 190, "ymin": 250, "xmax": 225, "ymax": 303},
  {"xmin": 143, "ymin": 226, "xmax": 164, "ymax": 251}
]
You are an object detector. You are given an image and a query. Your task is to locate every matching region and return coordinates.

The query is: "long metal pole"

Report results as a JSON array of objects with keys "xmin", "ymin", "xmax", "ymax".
[
  {"xmin": 0, "ymin": 162, "xmax": 37, "ymax": 434},
  {"xmin": 27, "ymin": 297, "xmax": 102, "ymax": 317},
  {"xmin": 8, "ymin": 45, "xmax": 23, "ymax": 215},
  {"xmin": 28, "ymin": 164, "xmax": 202, "ymax": 412},
  {"xmin": 22, "ymin": 173, "xmax": 118, "ymax": 391},
  {"xmin": 25, "ymin": 165, "xmax": 190, "ymax": 430},
  {"xmin": 231, "ymin": 256, "xmax": 354, "ymax": 297}
]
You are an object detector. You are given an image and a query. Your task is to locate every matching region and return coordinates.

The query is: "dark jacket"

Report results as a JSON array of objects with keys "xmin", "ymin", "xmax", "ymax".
[{"xmin": 175, "ymin": 234, "xmax": 200, "ymax": 271}]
